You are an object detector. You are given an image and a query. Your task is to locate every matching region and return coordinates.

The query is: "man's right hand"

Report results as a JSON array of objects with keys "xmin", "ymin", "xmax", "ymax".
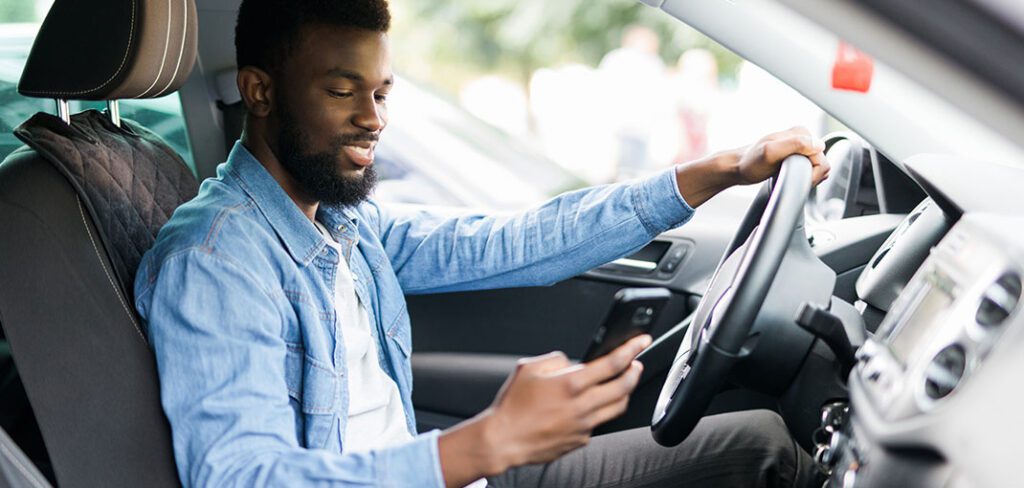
[{"xmin": 438, "ymin": 335, "xmax": 651, "ymax": 487}]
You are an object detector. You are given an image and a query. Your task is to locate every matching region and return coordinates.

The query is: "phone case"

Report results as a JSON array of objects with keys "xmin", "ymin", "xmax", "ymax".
[{"xmin": 582, "ymin": 287, "xmax": 672, "ymax": 362}]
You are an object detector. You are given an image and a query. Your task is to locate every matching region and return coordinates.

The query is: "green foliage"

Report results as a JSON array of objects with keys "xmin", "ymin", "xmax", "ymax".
[
  {"xmin": 390, "ymin": 0, "xmax": 741, "ymax": 93},
  {"xmin": 0, "ymin": 0, "xmax": 37, "ymax": 23}
]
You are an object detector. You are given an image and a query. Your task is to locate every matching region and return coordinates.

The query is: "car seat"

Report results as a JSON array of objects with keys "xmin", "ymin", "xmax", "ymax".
[{"xmin": 0, "ymin": 0, "xmax": 199, "ymax": 486}]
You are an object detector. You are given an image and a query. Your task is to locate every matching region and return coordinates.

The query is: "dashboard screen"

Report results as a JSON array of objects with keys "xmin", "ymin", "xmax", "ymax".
[{"xmin": 884, "ymin": 275, "xmax": 955, "ymax": 363}]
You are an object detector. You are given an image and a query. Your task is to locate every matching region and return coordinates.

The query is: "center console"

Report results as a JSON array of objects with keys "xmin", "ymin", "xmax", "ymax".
[{"xmin": 816, "ymin": 214, "xmax": 1024, "ymax": 487}]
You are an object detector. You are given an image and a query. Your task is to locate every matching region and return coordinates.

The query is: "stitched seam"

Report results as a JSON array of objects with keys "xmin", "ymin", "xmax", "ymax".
[
  {"xmin": 226, "ymin": 166, "xmax": 312, "ymax": 262},
  {"xmin": 282, "ymin": 289, "xmax": 309, "ymax": 305},
  {"xmin": 77, "ymin": 196, "xmax": 147, "ymax": 345},
  {"xmin": 136, "ymin": 0, "xmax": 173, "ymax": 98},
  {"xmin": 153, "ymin": 0, "xmax": 189, "ymax": 97},
  {"xmin": 25, "ymin": 0, "xmax": 137, "ymax": 97},
  {"xmin": 201, "ymin": 201, "xmax": 251, "ymax": 250},
  {"xmin": 157, "ymin": 246, "xmax": 278, "ymax": 304},
  {"xmin": 306, "ymin": 356, "xmax": 335, "ymax": 375},
  {"xmin": 385, "ymin": 305, "xmax": 407, "ymax": 338},
  {"xmin": 0, "ymin": 442, "xmax": 47, "ymax": 488},
  {"xmin": 630, "ymin": 184, "xmax": 658, "ymax": 237}
]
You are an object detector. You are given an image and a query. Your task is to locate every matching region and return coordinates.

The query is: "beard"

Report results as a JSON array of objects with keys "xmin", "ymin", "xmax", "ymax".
[{"xmin": 275, "ymin": 106, "xmax": 378, "ymax": 207}]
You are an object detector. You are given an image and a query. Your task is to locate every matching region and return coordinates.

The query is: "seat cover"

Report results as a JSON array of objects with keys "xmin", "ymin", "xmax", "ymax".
[{"xmin": 14, "ymin": 110, "xmax": 198, "ymax": 301}]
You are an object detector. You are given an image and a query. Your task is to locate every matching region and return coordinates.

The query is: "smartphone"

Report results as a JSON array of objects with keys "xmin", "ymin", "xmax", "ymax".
[{"xmin": 582, "ymin": 287, "xmax": 671, "ymax": 362}]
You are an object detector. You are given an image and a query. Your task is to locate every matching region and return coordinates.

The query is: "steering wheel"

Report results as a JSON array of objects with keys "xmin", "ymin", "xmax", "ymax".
[{"xmin": 651, "ymin": 154, "xmax": 814, "ymax": 446}]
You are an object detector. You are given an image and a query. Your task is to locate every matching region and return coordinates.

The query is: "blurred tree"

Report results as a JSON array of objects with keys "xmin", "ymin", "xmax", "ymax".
[
  {"xmin": 0, "ymin": 0, "xmax": 36, "ymax": 23},
  {"xmin": 389, "ymin": 0, "xmax": 741, "ymax": 93}
]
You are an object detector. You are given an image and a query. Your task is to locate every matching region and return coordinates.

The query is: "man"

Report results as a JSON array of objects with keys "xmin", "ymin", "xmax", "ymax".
[{"xmin": 135, "ymin": 0, "xmax": 830, "ymax": 486}]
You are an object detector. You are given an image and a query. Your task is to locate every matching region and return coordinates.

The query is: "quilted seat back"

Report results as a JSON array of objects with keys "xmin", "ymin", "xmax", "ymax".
[
  {"xmin": 0, "ymin": 110, "xmax": 195, "ymax": 487},
  {"xmin": 14, "ymin": 110, "xmax": 199, "ymax": 300}
]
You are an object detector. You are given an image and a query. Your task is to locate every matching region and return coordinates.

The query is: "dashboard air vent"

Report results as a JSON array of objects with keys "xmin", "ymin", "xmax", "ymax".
[
  {"xmin": 976, "ymin": 273, "xmax": 1022, "ymax": 328},
  {"xmin": 924, "ymin": 344, "xmax": 966, "ymax": 401}
]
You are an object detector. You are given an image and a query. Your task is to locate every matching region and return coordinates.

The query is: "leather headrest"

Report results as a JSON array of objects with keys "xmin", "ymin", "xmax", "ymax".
[{"xmin": 18, "ymin": 0, "xmax": 198, "ymax": 100}]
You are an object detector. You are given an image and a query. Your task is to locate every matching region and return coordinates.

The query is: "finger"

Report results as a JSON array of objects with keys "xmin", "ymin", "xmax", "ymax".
[
  {"xmin": 762, "ymin": 126, "xmax": 807, "ymax": 142},
  {"xmin": 585, "ymin": 395, "xmax": 631, "ymax": 428},
  {"xmin": 518, "ymin": 351, "xmax": 572, "ymax": 374},
  {"xmin": 812, "ymin": 164, "xmax": 831, "ymax": 186},
  {"xmin": 578, "ymin": 360, "xmax": 643, "ymax": 411},
  {"xmin": 564, "ymin": 335, "xmax": 651, "ymax": 389},
  {"xmin": 764, "ymin": 135, "xmax": 825, "ymax": 164},
  {"xmin": 785, "ymin": 125, "xmax": 812, "ymax": 137},
  {"xmin": 809, "ymin": 152, "xmax": 830, "ymax": 185},
  {"xmin": 809, "ymin": 151, "xmax": 827, "ymax": 168}
]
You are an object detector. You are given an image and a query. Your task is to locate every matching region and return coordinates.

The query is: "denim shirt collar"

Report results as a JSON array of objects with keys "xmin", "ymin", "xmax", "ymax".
[{"xmin": 221, "ymin": 141, "xmax": 360, "ymax": 267}]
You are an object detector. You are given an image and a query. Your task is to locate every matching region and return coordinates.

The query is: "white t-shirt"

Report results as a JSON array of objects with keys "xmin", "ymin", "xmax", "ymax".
[
  {"xmin": 316, "ymin": 222, "xmax": 413, "ymax": 453},
  {"xmin": 318, "ymin": 222, "xmax": 487, "ymax": 487}
]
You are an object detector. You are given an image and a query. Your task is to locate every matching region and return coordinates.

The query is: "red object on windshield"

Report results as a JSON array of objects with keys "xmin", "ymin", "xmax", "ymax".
[{"xmin": 832, "ymin": 42, "xmax": 874, "ymax": 93}]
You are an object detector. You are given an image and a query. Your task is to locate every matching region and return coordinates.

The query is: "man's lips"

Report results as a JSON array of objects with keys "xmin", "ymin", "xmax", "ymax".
[{"xmin": 341, "ymin": 141, "xmax": 375, "ymax": 167}]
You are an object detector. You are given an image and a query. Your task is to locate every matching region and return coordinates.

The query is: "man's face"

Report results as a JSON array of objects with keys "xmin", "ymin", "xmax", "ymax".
[{"xmin": 271, "ymin": 24, "xmax": 392, "ymax": 206}]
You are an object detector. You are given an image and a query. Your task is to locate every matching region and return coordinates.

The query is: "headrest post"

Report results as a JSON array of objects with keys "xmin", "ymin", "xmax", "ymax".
[
  {"xmin": 107, "ymin": 100, "xmax": 122, "ymax": 127},
  {"xmin": 55, "ymin": 99, "xmax": 70, "ymax": 125}
]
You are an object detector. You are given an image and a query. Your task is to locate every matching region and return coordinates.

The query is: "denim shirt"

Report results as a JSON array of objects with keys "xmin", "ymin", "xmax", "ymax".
[{"xmin": 135, "ymin": 142, "xmax": 694, "ymax": 487}]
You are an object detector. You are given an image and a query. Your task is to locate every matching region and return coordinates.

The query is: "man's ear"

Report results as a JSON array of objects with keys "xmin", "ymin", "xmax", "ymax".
[{"xmin": 237, "ymin": 66, "xmax": 274, "ymax": 118}]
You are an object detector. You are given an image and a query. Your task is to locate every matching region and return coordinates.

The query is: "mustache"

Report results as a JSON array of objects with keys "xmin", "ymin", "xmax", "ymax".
[{"xmin": 335, "ymin": 133, "xmax": 379, "ymax": 145}]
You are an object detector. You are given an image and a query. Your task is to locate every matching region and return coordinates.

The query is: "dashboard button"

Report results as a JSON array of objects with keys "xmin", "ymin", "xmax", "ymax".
[{"xmin": 659, "ymin": 247, "xmax": 688, "ymax": 273}]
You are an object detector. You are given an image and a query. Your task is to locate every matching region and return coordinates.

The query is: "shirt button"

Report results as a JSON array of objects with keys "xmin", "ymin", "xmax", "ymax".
[
  {"xmin": 352, "ymin": 274, "xmax": 359, "ymax": 281},
  {"xmin": 337, "ymin": 224, "xmax": 347, "ymax": 233}
]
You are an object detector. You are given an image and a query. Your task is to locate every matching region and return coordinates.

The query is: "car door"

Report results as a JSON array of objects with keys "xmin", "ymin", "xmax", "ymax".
[{"xmin": 406, "ymin": 189, "xmax": 754, "ymax": 433}]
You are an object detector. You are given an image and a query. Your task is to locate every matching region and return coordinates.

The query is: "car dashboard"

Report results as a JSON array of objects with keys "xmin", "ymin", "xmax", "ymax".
[{"xmin": 825, "ymin": 212, "xmax": 1023, "ymax": 487}]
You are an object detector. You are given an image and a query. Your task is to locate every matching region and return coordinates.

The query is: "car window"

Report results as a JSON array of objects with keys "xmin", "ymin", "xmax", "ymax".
[
  {"xmin": 0, "ymin": 14, "xmax": 196, "ymax": 173},
  {"xmin": 386, "ymin": 0, "xmax": 843, "ymax": 204},
  {"xmin": 374, "ymin": 76, "xmax": 587, "ymax": 210}
]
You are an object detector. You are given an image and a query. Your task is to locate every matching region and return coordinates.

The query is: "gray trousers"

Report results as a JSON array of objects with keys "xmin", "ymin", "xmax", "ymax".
[{"xmin": 487, "ymin": 409, "xmax": 817, "ymax": 488}]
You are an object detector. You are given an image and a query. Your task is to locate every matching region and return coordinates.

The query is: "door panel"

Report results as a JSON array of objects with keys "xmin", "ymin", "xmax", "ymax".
[
  {"xmin": 407, "ymin": 276, "xmax": 693, "ymax": 359},
  {"xmin": 407, "ymin": 274, "xmax": 695, "ymax": 433},
  {"xmin": 405, "ymin": 197, "xmax": 754, "ymax": 432}
]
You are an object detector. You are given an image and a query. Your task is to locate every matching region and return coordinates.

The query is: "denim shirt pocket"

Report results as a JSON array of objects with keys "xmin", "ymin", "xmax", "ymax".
[
  {"xmin": 385, "ymin": 308, "xmax": 412, "ymax": 358},
  {"xmin": 385, "ymin": 307, "xmax": 414, "ymax": 389},
  {"xmin": 284, "ymin": 345, "xmax": 339, "ymax": 449}
]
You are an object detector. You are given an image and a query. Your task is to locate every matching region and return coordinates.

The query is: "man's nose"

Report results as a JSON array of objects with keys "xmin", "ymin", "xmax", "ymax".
[{"xmin": 352, "ymin": 96, "xmax": 385, "ymax": 132}]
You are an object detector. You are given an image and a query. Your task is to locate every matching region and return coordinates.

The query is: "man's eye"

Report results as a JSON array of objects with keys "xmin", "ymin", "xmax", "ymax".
[
  {"xmin": 328, "ymin": 90, "xmax": 352, "ymax": 99},
  {"xmin": 375, "ymin": 94, "xmax": 388, "ymax": 103}
]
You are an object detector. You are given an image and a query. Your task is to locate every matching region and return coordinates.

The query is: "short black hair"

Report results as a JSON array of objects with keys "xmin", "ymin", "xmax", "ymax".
[{"xmin": 235, "ymin": 0, "xmax": 390, "ymax": 73}]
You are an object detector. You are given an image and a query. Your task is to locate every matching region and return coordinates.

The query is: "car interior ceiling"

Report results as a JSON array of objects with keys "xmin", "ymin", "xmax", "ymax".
[{"xmin": 7, "ymin": 0, "xmax": 1008, "ymax": 487}]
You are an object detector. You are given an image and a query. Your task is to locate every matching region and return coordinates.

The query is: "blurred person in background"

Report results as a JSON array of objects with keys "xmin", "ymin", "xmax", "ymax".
[
  {"xmin": 599, "ymin": 25, "xmax": 669, "ymax": 180},
  {"xmin": 672, "ymin": 48, "xmax": 720, "ymax": 163},
  {"xmin": 707, "ymin": 61, "xmax": 826, "ymax": 151}
]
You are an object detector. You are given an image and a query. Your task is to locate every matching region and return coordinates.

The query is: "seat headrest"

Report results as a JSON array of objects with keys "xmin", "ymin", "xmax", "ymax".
[{"xmin": 18, "ymin": 0, "xmax": 198, "ymax": 101}]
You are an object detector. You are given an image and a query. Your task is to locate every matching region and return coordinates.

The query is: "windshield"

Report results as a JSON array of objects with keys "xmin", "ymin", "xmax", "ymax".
[{"xmin": 653, "ymin": 0, "xmax": 1024, "ymax": 169}]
